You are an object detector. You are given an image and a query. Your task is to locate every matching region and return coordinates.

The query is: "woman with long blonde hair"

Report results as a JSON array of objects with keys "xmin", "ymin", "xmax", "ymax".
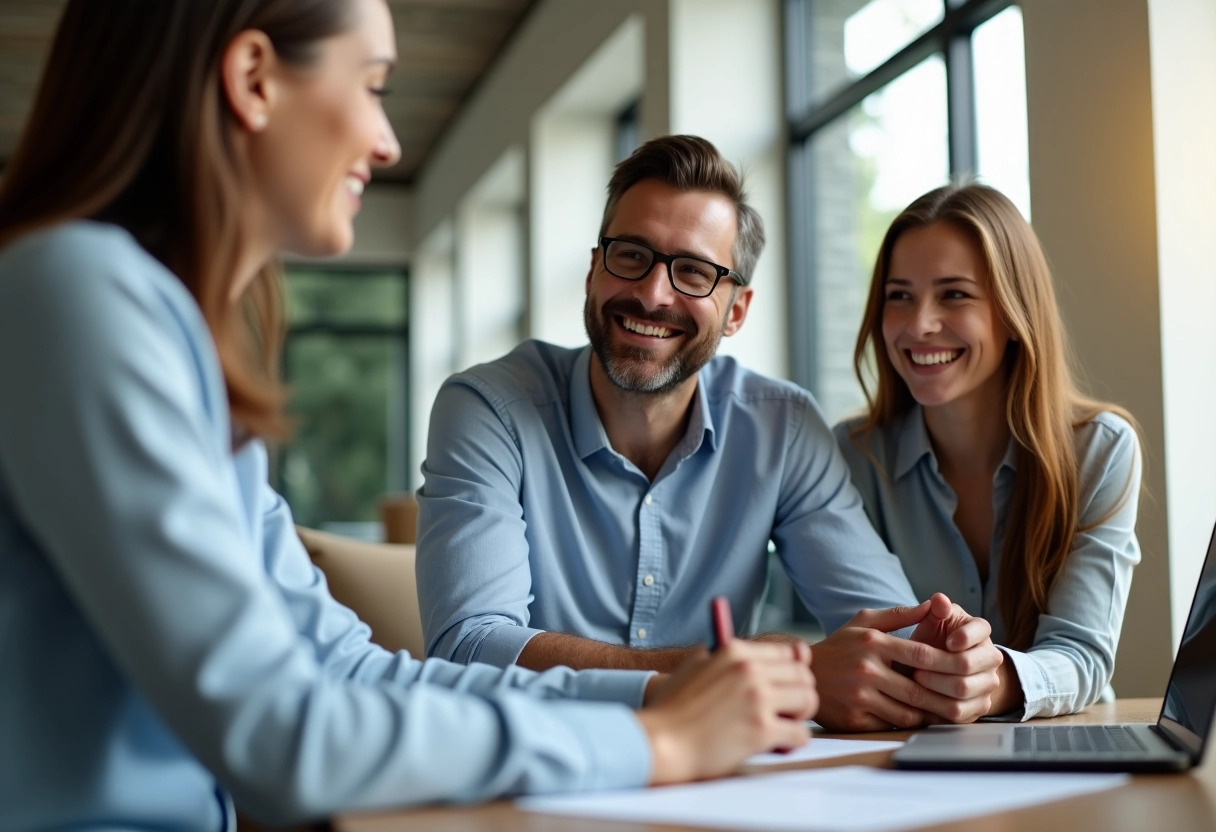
[
  {"xmin": 836, "ymin": 182, "xmax": 1141, "ymax": 719},
  {"xmin": 0, "ymin": 1, "xmax": 816, "ymax": 827}
]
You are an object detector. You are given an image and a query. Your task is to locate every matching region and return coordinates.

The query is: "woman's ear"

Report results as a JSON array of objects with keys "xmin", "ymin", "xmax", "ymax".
[{"xmin": 221, "ymin": 30, "xmax": 278, "ymax": 133}]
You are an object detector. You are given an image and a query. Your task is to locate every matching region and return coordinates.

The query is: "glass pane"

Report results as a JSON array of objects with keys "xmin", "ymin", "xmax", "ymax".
[
  {"xmin": 800, "ymin": 0, "xmax": 943, "ymax": 108},
  {"xmin": 805, "ymin": 56, "xmax": 948, "ymax": 424},
  {"xmin": 974, "ymin": 5, "xmax": 1030, "ymax": 219},
  {"xmin": 276, "ymin": 334, "xmax": 407, "ymax": 528},
  {"xmin": 285, "ymin": 268, "xmax": 407, "ymax": 327}
]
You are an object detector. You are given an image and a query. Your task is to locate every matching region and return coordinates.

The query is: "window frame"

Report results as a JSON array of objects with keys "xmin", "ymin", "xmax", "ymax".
[{"xmin": 784, "ymin": 0, "xmax": 1015, "ymax": 393}]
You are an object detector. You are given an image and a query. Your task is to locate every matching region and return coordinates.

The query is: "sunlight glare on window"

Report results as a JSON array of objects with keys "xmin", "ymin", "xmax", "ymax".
[
  {"xmin": 843, "ymin": 0, "xmax": 942, "ymax": 78},
  {"xmin": 974, "ymin": 5, "xmax": 1030, "ymax": 219}
]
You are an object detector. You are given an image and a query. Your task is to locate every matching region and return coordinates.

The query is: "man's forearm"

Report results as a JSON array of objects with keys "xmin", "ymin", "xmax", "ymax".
[{"xmin": 517, "ymin": 631, "xmax": 694, "ymax": 673}]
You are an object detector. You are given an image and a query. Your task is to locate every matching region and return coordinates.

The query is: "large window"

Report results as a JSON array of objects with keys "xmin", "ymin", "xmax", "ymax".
[
  {"xmin": 786, "ymin": 0, "xmax": 1028, "ymax": 424},
  {"xmin": 273, "ymin": 267, "xmax": 410, "ymax": 538},
  {"xmin": 772, "ymin": 0, "xmax": 1026, "ymax": 633}
]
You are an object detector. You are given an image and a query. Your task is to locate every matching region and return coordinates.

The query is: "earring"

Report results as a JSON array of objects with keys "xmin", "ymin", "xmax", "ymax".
[{"xmin": 250, "ymin": 112, "xmax": 268, "ymax": 131}]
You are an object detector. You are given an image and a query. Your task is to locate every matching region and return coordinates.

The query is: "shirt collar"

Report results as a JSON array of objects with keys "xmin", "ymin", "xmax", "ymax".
[
  {"xmin": 569, "ymin": 346, "xmax": 718, "ymax": 461},
  {"xmin": 571, "ymin": 347, "xmax": 611, "ymax": 460},
  {"xmin": 893, "ymin": 404, "xmax": 1019, "ymax": 479},
  {"xmin": 893, "ymin": 405, "xmax": 936, "ymax": 480},
  {"xmin": 680, "ymin": 377, "xmax": 716, "ymax": 456}
]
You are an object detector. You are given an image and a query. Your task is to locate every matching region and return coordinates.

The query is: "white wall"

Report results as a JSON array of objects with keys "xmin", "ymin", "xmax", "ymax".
[
  {"xmin": 1147, "ymin": 0, "xmax": 1216, "ymax": 644},
  {"xmin": 409, "ymin": 224, "xmax": 456, "ymax": 489},
  {"xmin": 530, "ymin": 114, "xmax": 615, "ymax": 347},
  {"xmin": 344, "ymin": 184, "xmax": 413, "ymax": 265},
  {"xmin": 1022, "ymin": 0, "xmax": 1216, "ymax": 695},
  {"xmin": 529, "ymin": 13, "xmax": 642, "ymax": 347},
  {"xmin": 666, "ymin": 0, "xmax": 786, "ymax": 377},
  {"xmin": 281, "ymin": 183, "xmax": 413, "ymax": 268},
  {"xmin": 455, "ymin": 148, "xmax": 527, "ymax": 369}
]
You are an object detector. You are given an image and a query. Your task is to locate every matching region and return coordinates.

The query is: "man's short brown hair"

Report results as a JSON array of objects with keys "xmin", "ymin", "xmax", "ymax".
[{"xmin": 598, "ymin": 135, "xmax": 765, "ymax": 284}]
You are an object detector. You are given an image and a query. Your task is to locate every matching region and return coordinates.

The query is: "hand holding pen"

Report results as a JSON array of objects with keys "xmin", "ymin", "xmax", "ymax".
[{"xmin": 636, "ymin": 596, "xmax": 818, "ymax": 785}]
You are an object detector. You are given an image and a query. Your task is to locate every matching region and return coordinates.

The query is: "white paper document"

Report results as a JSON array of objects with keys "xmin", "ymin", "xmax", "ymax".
[
  {"xmin": 519, "ymin": 766, "xmax": 1129, "ymax": 832},
  {"xmin": 746, "ymin": 738, "xmax": 903, "ymax": 767}
]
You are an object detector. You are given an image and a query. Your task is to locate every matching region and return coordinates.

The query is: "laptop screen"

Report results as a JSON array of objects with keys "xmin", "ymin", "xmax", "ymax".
[{"xmin": 1159, "ymin": 521, "xmax": 1216, "ymax": 757}]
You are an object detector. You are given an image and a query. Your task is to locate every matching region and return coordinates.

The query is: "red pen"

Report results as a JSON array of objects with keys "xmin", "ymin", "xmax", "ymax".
[
  {"xmin": 711, "ymin": 595, "xmax": 796, "ymax": 754},
  {"xmin": 709, "ymin": 595, "xmax": 734, "ymax": 651}
]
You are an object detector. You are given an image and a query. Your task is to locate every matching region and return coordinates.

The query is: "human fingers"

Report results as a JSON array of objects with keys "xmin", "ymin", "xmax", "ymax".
[
  {"xmin": 792, "ymin": 639, "xmax": 812, "ymax": 668},
  {"xmin": 719, "ymin": 640, "xmax": 817, "ymax": 715},
  {"xmin": 912, "ymin": 663, "xmax": 1001, "ymax": 702},
  {"xmin": 750, "ymin": 634, "xmax": 814, "ymax": 667},
  {"xmin": 910, "ymin": 639, "xmax": 1003, "ymax": 701},
  {"xmin": 639, "ymin": 640, "xmax": 818, "ymax": 783},
  {"xmin": 809, "ymin": 627, "xmax": 930, "ymax": 731},
  {"xmin": 768, "ymin": 715, "xmax": 813, "ymax": 754},
  {"xmin": 942, "ymin": 615, "xmax": 993, "ymax": 652},
  {"xmin": 927, "ymin": 592, "xmax": 955, "ymax": 620},
  {"xmin": 880, "ymin": 666, "xmax": 1001, "ymax": 724},
  {"xmin": 911, "ymin": 688, "xmax": 992, "ymax": 724},
  {"xmin": 845, "ymin": 600, "xmax": 932, "ymax": 633},
  {"xmin": 720, "ymin": 637, "xmax": 817, "ymax": 671},
  {"xmin": 645, "ymin": 648, "xmax": 715, "ymax": 706}
]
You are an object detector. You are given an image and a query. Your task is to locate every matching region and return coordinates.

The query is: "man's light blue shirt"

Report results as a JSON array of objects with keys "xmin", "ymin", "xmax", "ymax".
[
  {"xmin": 417, "ymin": 341, "xmax": 919, "ymax": 666},
  {"xmin": 834, "ymin": 406, "xmax": 1141, "ymax": 720},
  {"xmin": 0, "ymin": 223, "xmax": 653, "ymax": 831}
]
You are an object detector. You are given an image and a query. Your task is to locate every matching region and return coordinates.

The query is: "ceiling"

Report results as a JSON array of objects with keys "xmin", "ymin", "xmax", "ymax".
[{"xmin": 0, "ymin": 0, "xmax": 537, "ymax": 186}]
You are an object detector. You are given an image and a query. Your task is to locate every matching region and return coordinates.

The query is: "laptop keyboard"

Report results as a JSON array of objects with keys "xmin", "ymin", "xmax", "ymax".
[{"xmin": 1013, "ymin": 725, "xmax": 1146, "ymax": 755}]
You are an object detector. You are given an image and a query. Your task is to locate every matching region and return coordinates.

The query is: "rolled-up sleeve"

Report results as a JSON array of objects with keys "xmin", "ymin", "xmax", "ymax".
[
  {"xmin": 416, "ymin": 380, "xmax": 550, "ymax": 665},
  {"xmin": 775, "ymin": 401, "xmax": 920, "ymax": 633}
]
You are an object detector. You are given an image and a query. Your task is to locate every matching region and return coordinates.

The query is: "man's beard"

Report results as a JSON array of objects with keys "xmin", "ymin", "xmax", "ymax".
[{"xmin": 584, "ymin": 295, "xmax": 725, "ymax": 394}]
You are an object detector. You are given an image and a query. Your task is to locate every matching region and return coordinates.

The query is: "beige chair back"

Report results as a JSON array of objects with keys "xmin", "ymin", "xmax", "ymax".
[{"xmin": 295, "ymin": 526, "xmax": 424, "ymax": 658}]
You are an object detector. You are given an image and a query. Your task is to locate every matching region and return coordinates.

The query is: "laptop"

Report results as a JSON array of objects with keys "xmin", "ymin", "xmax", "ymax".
[{"xmin": 893, "ymin": 517, "xmax": 1216, "ymax": 773}]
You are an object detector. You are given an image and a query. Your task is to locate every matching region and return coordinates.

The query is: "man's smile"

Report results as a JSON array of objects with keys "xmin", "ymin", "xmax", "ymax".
[{"xmin": 620, "ymin": 315, "xmax": 678, "ymax": 339}]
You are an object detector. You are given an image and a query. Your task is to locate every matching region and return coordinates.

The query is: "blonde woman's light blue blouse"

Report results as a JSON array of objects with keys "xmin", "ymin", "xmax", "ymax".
[
  {"xmin": 834, "ymin": 406, "xmax": 1141, "ymax": 721},
  {"xmin": 0, "ymin": 223, "xmax": 653, "ymax": 831}
]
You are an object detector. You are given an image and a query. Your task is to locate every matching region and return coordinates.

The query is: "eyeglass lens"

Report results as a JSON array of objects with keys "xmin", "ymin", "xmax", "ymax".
[{"xmin": 603, "ymin": 239, "xmax": 719, "ymax": 297}]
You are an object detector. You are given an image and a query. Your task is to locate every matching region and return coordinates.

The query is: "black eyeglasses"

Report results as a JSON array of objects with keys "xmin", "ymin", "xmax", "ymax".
[{"xmin": 598, "ymin": 237, "xmax": 744, "ymax": 298}]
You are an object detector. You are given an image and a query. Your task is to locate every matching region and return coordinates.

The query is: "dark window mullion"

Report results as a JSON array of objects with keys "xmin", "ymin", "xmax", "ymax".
[
  {"xmin": 790, "ymin": 0, "xmax": 1013, "ymax": 143},
  {"xmin": 401, "ymin": 274, "xmax": 411, "ymax": 493},
  {"xmin": 786, "ymin": 140, "xmax": 816, "ymax": 393},
  {"xmin": 790, "ymin": 31, "xmax": 938, "ymax": 141},
  {"xmin": 783, "ymin": 0, "xmax": 810, "ymax": 120},
  {"xmin": 276, "ymin": 342, "xmax": 294, "ymax": 503},
  {"xmin": 945, "ymin": 28, "xmax": 977, "ymax": 176}
]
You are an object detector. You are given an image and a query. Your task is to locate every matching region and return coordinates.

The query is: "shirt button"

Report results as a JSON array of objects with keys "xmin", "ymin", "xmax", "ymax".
[
  {"xmin": 644, "ymin": 494, "xmax": 653, "ymax": 505},
  {"xmin": 637, "ymin": 628, "xmax": 648, "ymax": 639},
  {"xmin": 643, "ymin": 574, "xmax": 655, "ymax": 587}
]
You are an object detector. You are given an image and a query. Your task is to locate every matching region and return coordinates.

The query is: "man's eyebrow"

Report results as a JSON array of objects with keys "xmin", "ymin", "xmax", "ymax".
[{"xmin": 613, "ymin": 233, "xmax": 721, "ymax": 263}]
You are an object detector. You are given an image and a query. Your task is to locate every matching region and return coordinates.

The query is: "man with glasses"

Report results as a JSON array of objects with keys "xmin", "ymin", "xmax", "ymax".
[{"xmin": 416, "ymin": 134, "xmax": 1006, "ymax": 731}]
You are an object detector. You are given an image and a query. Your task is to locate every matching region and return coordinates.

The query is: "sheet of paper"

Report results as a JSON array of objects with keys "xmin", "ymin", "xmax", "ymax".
[
  {"xmin": 746, "ymin": 737, "xmax": 903, "ymax": 767},
  {"xmin": 518, "ymin": 766, "xmax": 1128, "ymax": 832}
]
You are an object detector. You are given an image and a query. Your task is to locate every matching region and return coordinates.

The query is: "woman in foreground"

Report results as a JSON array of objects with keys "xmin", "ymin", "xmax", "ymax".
[
  {"xmin": 0, "ymin": 1, "xmax": 816, "ymax": 828},
  {"xmin": 836, "ymin": 183, "xmax": 1141, "ymax": 720}
]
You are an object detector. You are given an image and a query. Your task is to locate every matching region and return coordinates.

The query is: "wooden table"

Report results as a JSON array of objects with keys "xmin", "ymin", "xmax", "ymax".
[{"xmin": 333, "ymin": 699, "xmax": 1216, "ymax": 831}]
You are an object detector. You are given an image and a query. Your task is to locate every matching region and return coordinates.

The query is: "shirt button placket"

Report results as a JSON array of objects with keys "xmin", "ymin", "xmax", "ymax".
[{"xmin": 630, "ymin": 488, "xmax": 662, "ymax": 646}]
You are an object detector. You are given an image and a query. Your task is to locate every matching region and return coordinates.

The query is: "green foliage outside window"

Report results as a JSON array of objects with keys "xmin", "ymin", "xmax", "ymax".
[{"xmin": 272, "ymin": 267, "xmax": 409, "ymax": 530}]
